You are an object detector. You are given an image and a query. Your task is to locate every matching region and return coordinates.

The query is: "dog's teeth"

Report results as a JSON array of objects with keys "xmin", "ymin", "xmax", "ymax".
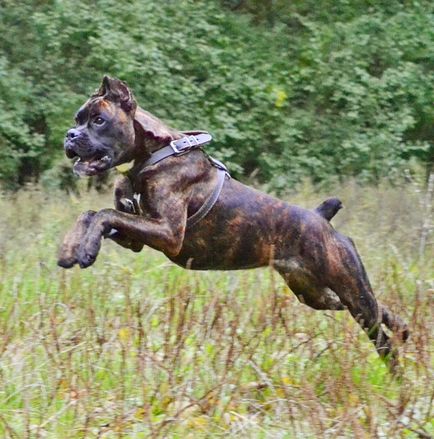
[{"xmin": 101, "ymin": 155, "xmax": 110, "ymax": 162}]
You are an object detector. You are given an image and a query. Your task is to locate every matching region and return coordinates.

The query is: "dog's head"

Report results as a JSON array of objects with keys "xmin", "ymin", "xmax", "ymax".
[{"xmin": 64, "ymin": 76, "xmax": 178, "ymax": 176}]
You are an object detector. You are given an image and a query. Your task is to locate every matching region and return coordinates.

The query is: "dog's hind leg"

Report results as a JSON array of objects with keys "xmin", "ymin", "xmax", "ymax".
[
  {"xmin": 275, "ymin": 261, "xmax": 345, "ymax": 311},
  {"xmin": 380, "ymin": 303, "xmax": 410, "ymax": 342},
  {"xmin": 326, "ymin": 234, "xmax": 407, "ymax": 372},
  {"xmin": 329, "ymin": 282, "xmax": 397, "ymax": 371},
  {"xmin": 276, "ymin": 269, "xmax": 409, "ymax": 340}
]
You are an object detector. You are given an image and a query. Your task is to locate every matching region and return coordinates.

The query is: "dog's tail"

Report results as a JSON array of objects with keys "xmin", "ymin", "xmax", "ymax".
[{"xmin": 314, "ymin": 197, "xmax": 343, "ymax": 221}]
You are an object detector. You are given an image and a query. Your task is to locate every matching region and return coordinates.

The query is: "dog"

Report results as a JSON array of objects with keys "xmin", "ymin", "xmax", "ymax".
[{"xmin": 58, "ymin": 76, "xmax": 409, "ymax": 371}]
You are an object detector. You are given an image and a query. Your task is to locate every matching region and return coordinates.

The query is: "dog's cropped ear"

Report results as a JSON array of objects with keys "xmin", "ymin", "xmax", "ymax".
[
  {"xmin": 96, "ymin": 76, "xmax": 137, "ymax": 113},
  {"xmin": 133, "ymin": 108, "xmax": 177, "ymax": 145}
]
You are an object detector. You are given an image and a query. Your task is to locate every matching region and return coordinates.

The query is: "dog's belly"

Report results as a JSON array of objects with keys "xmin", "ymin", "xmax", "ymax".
[
  {"xmin": 169, "ymin": 179, "xmax": 330, "ymax": 271},
  {"xmin": 168, "ymin": 232, "xmax": 271, "ymax": 270}
]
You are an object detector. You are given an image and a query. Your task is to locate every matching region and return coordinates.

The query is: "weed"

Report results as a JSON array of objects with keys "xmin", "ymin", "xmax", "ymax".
[{"xmin": 0, "ymin": 181, "xmax": 432, "ymax": 438}]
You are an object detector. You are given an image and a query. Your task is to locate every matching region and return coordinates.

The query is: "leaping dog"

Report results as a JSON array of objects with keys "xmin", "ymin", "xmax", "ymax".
[{"xmin": 58, "ymin": 76, "xmax": 409, "ymax": 371}]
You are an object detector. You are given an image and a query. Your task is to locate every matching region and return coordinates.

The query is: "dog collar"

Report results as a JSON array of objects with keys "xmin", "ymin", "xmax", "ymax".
[
  {"xmin": 143, "ymin": 132, "xmax": 213, "ymax": 167},
  {"xmin": 116, "ymin": 133, "xmax": 213, "ymax": 175},
  {"xmin": 136, "ymin": 131, "xmax": 230, "ymax": 229},
  {"xmin": 138, "ymin": 131, "xmax": 229, "ymax": 175}
]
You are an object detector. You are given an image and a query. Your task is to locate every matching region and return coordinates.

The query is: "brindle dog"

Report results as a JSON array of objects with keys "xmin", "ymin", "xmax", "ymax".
[{"xmin": 58, "ymin": 76, "xmax": 409, "ymax": 371}]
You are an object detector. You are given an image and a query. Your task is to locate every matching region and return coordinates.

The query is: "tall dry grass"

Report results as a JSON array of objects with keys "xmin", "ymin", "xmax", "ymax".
[{"xmin": 0, "ymin": 179, "xmax": 432, "ymax": 438}]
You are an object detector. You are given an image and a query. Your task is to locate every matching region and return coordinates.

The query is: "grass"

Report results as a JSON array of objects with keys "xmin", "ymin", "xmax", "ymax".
[{"xmin": 0, "ymin": 179, "xmax": 432, "ymax": 438}]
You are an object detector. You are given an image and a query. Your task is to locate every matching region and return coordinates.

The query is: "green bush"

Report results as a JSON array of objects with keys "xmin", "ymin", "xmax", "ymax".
[{"xmin": 0, "ymin": 0, "xmax": 432, "ymax": 190}]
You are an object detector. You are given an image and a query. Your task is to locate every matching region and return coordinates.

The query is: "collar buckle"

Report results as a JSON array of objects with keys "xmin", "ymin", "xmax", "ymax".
[
  {"xmin": 141, "ymin": 132, "xmax": 214, "ymax": 169},
  {"xmin": 170, "ymin": 135, "xmax": 200, "ymax": 155}
]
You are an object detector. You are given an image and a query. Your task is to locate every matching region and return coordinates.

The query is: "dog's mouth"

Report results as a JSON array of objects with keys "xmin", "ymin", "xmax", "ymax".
[{"xmin": 72, "ymin": 153, "xmax": 113, "ymax": 177}]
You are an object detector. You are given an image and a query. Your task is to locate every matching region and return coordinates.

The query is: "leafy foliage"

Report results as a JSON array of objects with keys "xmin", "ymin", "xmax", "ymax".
[{"xmin": 0, "ymin": 0, "xmax": 432, "ymax": 189}]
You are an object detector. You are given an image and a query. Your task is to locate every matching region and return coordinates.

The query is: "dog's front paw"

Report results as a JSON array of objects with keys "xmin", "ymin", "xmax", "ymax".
[
  {"xmin": 77, "ymin": 249, "xmax": 97, "ymax": 269},
  {"xmin": 77, "ymin": 239, "xmax": 102, "ymax": 268},
  {"xmin": 57, "ymin": 256, "xmax": 77, "ymax": 269},
  {"xmin": 57, "ymin": 246, "xmax": 79, "ymax": 269}
]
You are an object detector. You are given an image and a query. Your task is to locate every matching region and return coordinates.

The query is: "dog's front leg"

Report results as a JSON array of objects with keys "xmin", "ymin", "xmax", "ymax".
[
  {"xmin": 104, "ymin": 175, "xmax": 144, "ymax": 252},
  {"xmin": 105, "ymin": 229, "xmax": 145, "ymax": 253},
  {"xmin": 76, "ymin": 208, "xmax": 187, "ymax": 268},
  {"xmin": 58, "ymin": 210, "xmax": 97, "ymax": 268}
]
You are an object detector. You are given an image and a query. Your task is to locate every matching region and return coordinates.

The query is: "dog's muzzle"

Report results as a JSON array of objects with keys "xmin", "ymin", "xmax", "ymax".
[
  {"xmin": 64, "ymin": 128, "xmax": 81, "ymax": 158},
  {"xmin": 64, "ymin": 130, "xmax": 113, "ymax": 177}
]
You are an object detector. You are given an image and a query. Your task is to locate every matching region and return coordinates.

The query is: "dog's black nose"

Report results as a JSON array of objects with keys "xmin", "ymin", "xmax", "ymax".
[{"xmin": 66, "ymin": 128, "xmax": 81, "ymax": 140}]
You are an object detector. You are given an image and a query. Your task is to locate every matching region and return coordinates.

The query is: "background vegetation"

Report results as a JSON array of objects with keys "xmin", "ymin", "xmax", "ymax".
[
  {"xmin": 0, "ymin": 1, "xmax": 432, "ymax": 437},
  {"xmin": 0, "ymin": 181, "xmax": 432, "ymax": 438},
  {"xmin": 0, "ymin": 0, "xmax": 433, "ymax": 189}
]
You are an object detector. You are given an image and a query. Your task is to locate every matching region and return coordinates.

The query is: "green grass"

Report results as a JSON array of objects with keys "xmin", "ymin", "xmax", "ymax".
[{"xmin": 0, "ymin": 180, "xmax": 432, "ymax": 438}]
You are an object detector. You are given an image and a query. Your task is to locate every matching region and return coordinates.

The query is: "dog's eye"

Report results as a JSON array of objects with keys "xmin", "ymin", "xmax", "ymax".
[{"xmin": 93, "ymin": 117, "xmax": 105, "ymax": 126}]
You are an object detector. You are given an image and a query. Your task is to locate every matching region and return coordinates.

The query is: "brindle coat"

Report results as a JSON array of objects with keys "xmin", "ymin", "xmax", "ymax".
[{"xmin": 59, "ymin": 77, "xmax": 409, "ymax": 371}]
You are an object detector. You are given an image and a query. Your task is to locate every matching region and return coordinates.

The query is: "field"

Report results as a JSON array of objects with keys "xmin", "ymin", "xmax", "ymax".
[{"xmin": 0, "ymin": 180, "xmax": 432, "ymax": 438}]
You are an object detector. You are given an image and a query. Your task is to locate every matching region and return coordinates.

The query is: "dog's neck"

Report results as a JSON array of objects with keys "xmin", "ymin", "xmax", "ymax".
[
  {"xmin": 116, "ymin": 107, "xmax": 183, "ymax": 176},
  {"xmin": 134, "ymin": 106, "xmax": 182, "ymax": 155}
]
